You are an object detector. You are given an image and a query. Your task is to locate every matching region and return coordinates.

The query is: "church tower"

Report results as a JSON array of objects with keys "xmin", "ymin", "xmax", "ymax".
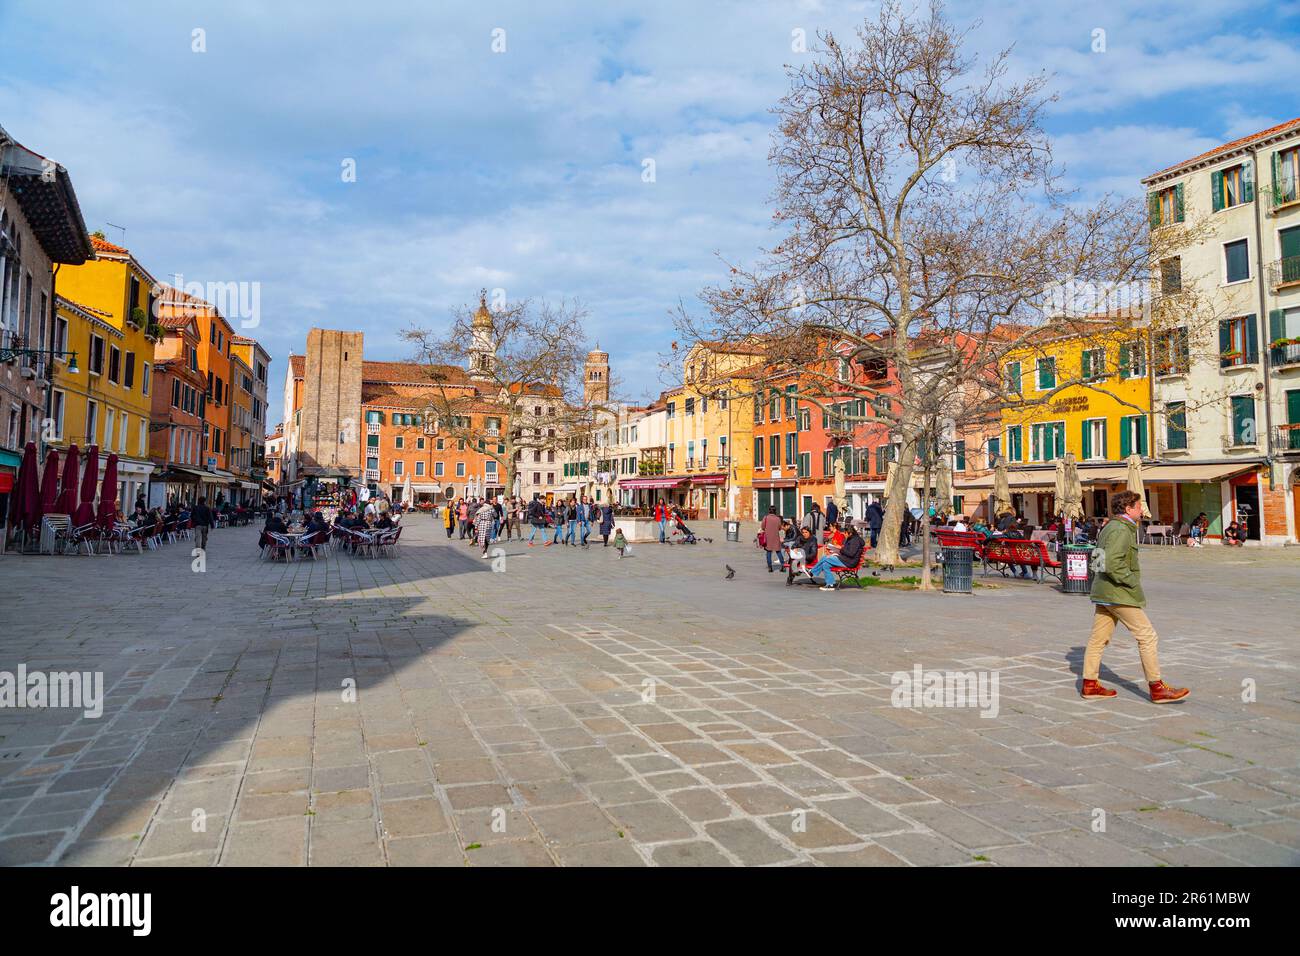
[
  {"xmin": 584, "ymin": 346, "xmax": 610, "ymax": 405},
  {"xmin": 468, "ymin": 291, "xmax": 497, "ymax": 382}
]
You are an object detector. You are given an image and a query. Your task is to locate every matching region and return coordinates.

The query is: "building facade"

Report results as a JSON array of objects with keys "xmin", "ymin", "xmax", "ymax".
[{"xmin": 147, "ymin": 309, "xmax": 207, "ymax": 504}]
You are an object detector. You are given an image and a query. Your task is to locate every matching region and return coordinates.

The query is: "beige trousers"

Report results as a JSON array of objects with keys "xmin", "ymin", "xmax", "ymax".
[{"xmin": 1085, "ymin": 605, "xmax": 1161, "ymax": 683}]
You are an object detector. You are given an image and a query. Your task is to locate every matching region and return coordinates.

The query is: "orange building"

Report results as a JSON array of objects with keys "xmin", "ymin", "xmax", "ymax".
[{"xmin": 147, "ymin": 308, "xmax": 208, "ymax": 504}]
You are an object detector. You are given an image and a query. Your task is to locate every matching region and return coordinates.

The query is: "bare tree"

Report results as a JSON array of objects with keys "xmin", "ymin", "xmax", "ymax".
[
  {"xmin": 402, "ymin": 296, "xmax": 601, "ymax": 496},
  {"xmin": 677, "ymin": 1, "xmax": 1211, "ymax": 567}
]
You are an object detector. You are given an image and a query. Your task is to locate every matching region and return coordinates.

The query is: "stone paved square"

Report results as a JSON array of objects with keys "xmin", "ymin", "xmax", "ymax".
[{"xmin": 0, "ymin": 519, "xmax": 1297, "ymax": 866}]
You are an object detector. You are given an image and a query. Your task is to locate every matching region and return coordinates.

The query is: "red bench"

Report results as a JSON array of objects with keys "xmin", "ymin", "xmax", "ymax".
[
  {"xmin": 981, "ymin": 537, "xmax": 1061, "ymax": 582},
  {"xmin": 935, "ymin": 528, "xmax": 986, "ymax": 557}
]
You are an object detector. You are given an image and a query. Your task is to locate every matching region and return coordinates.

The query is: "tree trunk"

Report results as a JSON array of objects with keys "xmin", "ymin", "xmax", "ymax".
[
  {"xmin": 919, "ymin": 462, "xmax": 934, "ymax": 590},
  {"xmin": 872, "ymin": 435, "xmax": 918, "ymax": 566}
]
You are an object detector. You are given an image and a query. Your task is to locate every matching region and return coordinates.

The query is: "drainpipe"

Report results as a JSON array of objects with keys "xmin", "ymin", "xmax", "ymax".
[
  {"xmin": 1249, "ymin": 143, "xmax": 1277, "ymax": 535},
  {"xmin": 42, "ymin": 262, "xmax": 59, "ymax": 458}
]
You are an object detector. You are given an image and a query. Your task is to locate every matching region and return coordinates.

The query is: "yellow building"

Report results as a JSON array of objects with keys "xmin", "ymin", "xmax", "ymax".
[
  {"xmin": 997, "ymin": 317, "xmax": 1152, "ymax": 521},
  {"xmin": 49, "ymin": 235, "xmax": 161, "ymax": 512},
  {"xmin": 662, "ymin": 342, "xmax": 763, "ymax": 519}
]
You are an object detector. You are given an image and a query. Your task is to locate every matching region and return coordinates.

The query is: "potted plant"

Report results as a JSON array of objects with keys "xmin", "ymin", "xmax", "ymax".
[{"xmin": 129, "ymin": 306, "xmax": 147, "ymax": 329}]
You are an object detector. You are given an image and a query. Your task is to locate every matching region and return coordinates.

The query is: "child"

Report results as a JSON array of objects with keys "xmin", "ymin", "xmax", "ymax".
[{"xmin": 613, "ymin": 527, "xmax": 629, "ymax": 558}]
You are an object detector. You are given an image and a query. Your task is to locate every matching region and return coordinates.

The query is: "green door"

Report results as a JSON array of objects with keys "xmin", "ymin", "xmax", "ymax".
[
  {"xmin": 1180, "ymin": 482, "xmax": 1223, "ymax": 536},
  {"xmin": 757, "ymin": 489, "xmax": 771, "ymax": 517},
  {"xmin": 781, "ymin": 488, "xmax": 797, "ymax": 518}
]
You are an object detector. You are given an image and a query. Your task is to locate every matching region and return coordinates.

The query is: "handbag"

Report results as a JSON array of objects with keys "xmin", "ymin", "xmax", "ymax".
[{"xmin": 756, "ymin": 531, "xmax": 767, "ymax": 549}]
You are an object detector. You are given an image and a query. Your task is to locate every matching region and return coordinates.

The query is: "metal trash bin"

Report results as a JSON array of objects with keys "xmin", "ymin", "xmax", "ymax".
[
  {"xmin": 724, "ymin": 520, "xmax": 740, "ymax": 542},
  {"xmin": 941, "ymin": 546, "xmax": 974, "ymax": 594},
  {"xmin": 1062, "ymin": 545, "xmax": 1093, "ymax": 594}
]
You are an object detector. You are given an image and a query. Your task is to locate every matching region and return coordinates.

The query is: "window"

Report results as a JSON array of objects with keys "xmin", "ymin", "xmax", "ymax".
[
  {"xmin": 1081, "ymin": 419, "xmax": 1107, "ymax": 460},
  {"xmin": 172, "ymin": 378, "xmax": 181, "ymax": 408},
  {"xmin": 391, "ymin": 460, "xmax": 404, "ymax": 476},
  {"xmin": 1165, "ymin": 403, "xmax": 1187, "ymax": 450},
  {"xmin": 547, "ymin": 472, "xmax": 555, "ymax": 484},
  {"xmin": 1119, "ymin": 414, "xmax": 1149, "ymax": 456},
  {"xmin": 485, "ymin": 460, "xmax": 497, "ymax": 476},
  {"xmin": 985, "ymin": 437, "xmax": 1001, "ymax": 467},
  {"xmin": 119, "ymin": 413, "xmax": 128, "ymax": 453},
  {"xmin": 51, "ymin": 390, "xmax": 64, "ymax": 439},
  {"xmin": 457, "ymin": 439, "xmax": 465, "ymax": 451},
  {"xmin": 785, "ymin": 385, "xmax": 797, "ymax": 417},
  {"xmin": 1080, "ymin": 348, "xmax": 1105, "ymax": 381},
  {"xmin": 753, "ymin": 396, "xmax": 763, "ymax": 423},
  {"xmin": 769, "ymin": 434, "xmax": 780, "ymax": 470},
  {"xmin": 798, "ymin": 452, "xmax": 811, "ymax": 478},
  {"xmin": 798, "ymin": 407, "xmax": 810, "ymax": 431},
  {"xmin": 666, "ymin": 401, "xmax": 676, "ymax": 420},
  {"xmin": 684, "ymin": 397, "xmax": 694, "ymax": 417},
  {"xmin": 754, "ymin": 435, "xmax": 764, "ymax": 468},
  {"xmin": 455, "ymin": 462, "xmax": 466, "ymax": 477},
  {"xmin": 436, "ymin": 437, "xmax": 444, "ymax": 450},
  {"xmin": 1212, "ymin": 162, "xmax": 1253, "ymax": 211},
  {"xmin": 434, "ymin": 461, "xmax": 444, "ymax": 477},
  {"xmin": 105, "ymin": 408, "xmax": 115, "ymax": 451},
  {"xmin": 1118, "ymin": 340, "xmax": 1147, "ymax": 379},
  {"xmin": 1273, "ymin": 147, "xmax": 1300, "ymax": 206},
  {"xmin": 416, "ymin": 437, "xmax": 425, "ymax": 450},
  {"xmin": 110, "ymin": 347, "xmax": 123, "ymax": 384},
  {"xmin": 1153, "ymin": 328, "xmax": 1189, "ymax": 375},
  {"xmin": 1219, "ymin": 315, "xmax": 1258, "ymax": 367},
  {"xmin": 141, "ymin": 362, "xmax": 150, "ymax": 396},
  {"xmin": 785, "ymin": 432, "xmax": 797, "ymax": 467},
  {"xmin": 1030, "ymin": 422, "xmax": 1064, "ymax": 462},
  {"xmin": 952, "ymin": 440, "xmax": 965, "ymax": 472},
  {"xmin": 769, "ymin": 389, "xmax": 781, "ymax": 421},
  {"xmin": 687, "ymin": 440, "xmax": 695, "ymax": 465},
  {"xmin": 395, "ymin": 435, "xmax": 404, "ymax": 449},
  {"xmin": 1036, "ymin": 357, "xmax": 1055, "ymax": 391},
  {"xmin": 1150, "ymin": 183, "xmax": 1184, "ymax": 227},
  {"xmin": 1159, "ymin": 257, "xmax": 1182, "ymax": 295},
  {"xmin": 89, "ymin": 335, "xmax": 104, "ymax": 375},
  {"xmin": 1230, "ymin": 396, "xmax": 1256, "ymax": 446},
  {"xmin": 1006, "ymin": 425, "xmax": 1023, "ymax": 462},
  {"xmin": 1224, "ymin": 239, "xmax": 1250, "ymax": 283},
  {"xmin": 1004, "ymin": 361, "xmax": 1021, "ymax": 395}
]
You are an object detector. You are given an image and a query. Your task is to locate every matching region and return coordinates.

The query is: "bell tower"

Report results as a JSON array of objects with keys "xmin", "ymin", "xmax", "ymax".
[
  {"xmin": 584, "ymin": 346, "xmax": 609, "ymax": 405},
  {"xmin": 468, "ymin": 290, "xmax": 497, "ymax": 382}
]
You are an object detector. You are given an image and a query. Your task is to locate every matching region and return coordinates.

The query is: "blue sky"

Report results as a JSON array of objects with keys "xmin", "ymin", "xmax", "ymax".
[{"xmin": 2, "ymin": 0, "xmax": 1297, "ymax": 424}]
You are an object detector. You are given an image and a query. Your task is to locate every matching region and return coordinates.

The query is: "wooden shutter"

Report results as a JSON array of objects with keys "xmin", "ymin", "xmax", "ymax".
[
  {"xmin": 1120, "ymin": 417, "xmax": 1131, "ymax": 458},
  {"xmin": 1174, "ymin": 182, "xmax": 1185, "ymax": 222},
  {"xmin": 1211, "ymin": 170, "xmax": 1223, "ymax": 212},
  {"xmin": 1148, "ymin": 192, "xmax": 1161, "ymax": 228},
  {"xmin": 1245, "ymin": 314, "xmax": 1258, "ymax": 362},
  {"xmin": 1118, "ymin": 343, "xmax": 1130, "ymax": 380},
  {"xmin": 1081, "ymin": 420, "xmax": 1091, "ymax": 460},
  {"xmin": 1243, "ymin": 159, "xmax": 1255, "ymax": 202},
  {"xmin": 1136, "ymin": 416, "xmax": 1148, "ymax": 456},
  {"xmin": 1219, "ymin": 320, "xmax": 1232, "ymax": 366},
  {"xmin": 1080, "ymin": 349, "xmax": 1091, "ymax": 380},
  {"xmin": 1054, "ymin": 423, "xmax": 1065, "ymax": 460},
  {"xmin": 1273, "ymin": 150, "xmax": 1283, "ymax": 203},
  {"xmin": 1270, "ymin": 309, "xmax": 1285, "ymax": 344}
]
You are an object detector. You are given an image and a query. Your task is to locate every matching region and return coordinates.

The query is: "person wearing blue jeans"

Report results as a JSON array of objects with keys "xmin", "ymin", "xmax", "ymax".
[
  {"xmin": 808, "ymin": 527, "xmax": 866, "ymax": 591},
  {"xmin": 579, "ymin": 498, "xmax": 592, "ymax": 548},
  {"xmin": 564, "ymin": 500, "xmax": 578, "ymax": 546},
  {"xmin": 656, "ymin": 499, "xmax": 668, "ymax": 543},
  {"xmin": 551, "ymin": 507, "xmax": 563, "ymax": 544}
]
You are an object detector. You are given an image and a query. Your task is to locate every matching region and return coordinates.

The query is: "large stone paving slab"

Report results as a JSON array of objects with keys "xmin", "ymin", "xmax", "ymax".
[{"xmin": 0, "ymin": 519, "xmax": 1297, "ymax": 866}]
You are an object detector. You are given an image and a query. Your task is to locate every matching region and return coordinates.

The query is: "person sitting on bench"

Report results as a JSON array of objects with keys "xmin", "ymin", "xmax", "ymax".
[{"xmin": 809, "ymin": 526, "xmax": 866, "ymax": 592}]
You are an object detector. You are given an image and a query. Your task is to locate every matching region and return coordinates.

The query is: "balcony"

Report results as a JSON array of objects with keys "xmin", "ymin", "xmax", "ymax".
[
  {"xmin": 364, "ymin": 468, "xmax": 380, "ymax": 481},
  {"xmin": 1263, "ymin": 184, "xmax": 1300, "ymax": 213},
  {"xmin": 1270, "ymin": 341, "xmax": 1300, "ymax": 368},
  {"xmin": 367, "ymin": 422, "xmax": 381, "ymax": 435},
  {"xmin": 1275, "ymin": 424, "xmax": 1300, "ymax": 454},
  {"xmin": 1267, "ymin": 256, "xmax": 1300, "ymax": 290}
]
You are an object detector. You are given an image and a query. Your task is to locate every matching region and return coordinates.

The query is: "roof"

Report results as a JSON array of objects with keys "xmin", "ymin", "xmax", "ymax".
[
  {"xmin": 0, "ymin": 125, "xmax": 94, "ymax": 264},
  {"xmin": 89, "ymin": 234, "xmax": 129, "ymax": 256},
  {"xmin": 1144, "ymin": 117, "xmax": 1300, "ymax": 183},
  {"xmin": 362, "ymin": 360, "xmax": 468, "ymax": 385}
]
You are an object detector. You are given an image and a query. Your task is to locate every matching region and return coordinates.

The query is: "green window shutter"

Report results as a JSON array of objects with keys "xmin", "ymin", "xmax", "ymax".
[
  {"xmin": 1243, "ymin": 160, "xmax": 1255, "ymax": 203},
  {"xmin": 1081, "ymin": 420, "xmax": 1091, "ymax": 460},
  {"xmin": 1231, "ymin": 396, "xmax": 1254, "ymax": 443},
  {"xmin": 1273, "ymin": 150, "xmax": 1283, "ymax": 201},
  {"xmin": 1211, "ymin": 170, "xmax": 1223, "ymax": 212},
  {"xmin": 1120, "ymin": 417, "xmax": 1131, "ymax": 458},
  {"xmin": 1054, "ymin": 423, "xmax": 1065, "ymax": 460},
  {"xmin": 1271, "ymin": 309, "xmax": 1286, "ymax": 343},
  {"xmin": 1288, "ymin": 388, "xmax": 1300, "ymax": 427},
  {"xmin": 1080, "ymin": 349, "xmax": 1091, "ymax": 380},
  {"xmin": 1174, "ymin": 182, "xmax": 1185, "ymax": 222},
  {"xmin": 1136, "ymin": 416, "xmax": 1148, "ymax": 456},
  {"xmin": 1101, "ymin": 421, "xmax": 1108, "ymax": 459},
  {"xmin": 1118, "ymin": 343, "xmax": 1130, "ymax": 380},
  {"xmin": 1245, "ymin": 314, "xmax": 1258, "ymax": 362},
  {"xmin": 1219, "ymin": 320, "xmax": 1231, "ymax": 363},
  {"xmin": 1148, "ymin": 192, "xmax": 1161, "ymax": 228}
]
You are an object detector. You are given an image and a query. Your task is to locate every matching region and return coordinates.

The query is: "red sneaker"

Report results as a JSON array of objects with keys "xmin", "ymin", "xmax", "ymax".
[
  {"xmin": 1080, "ymin": 679, "xmax": 1117, "ymax": 700},
  {"xmin": 1149, "ymin": 680, "xmax": 1190, "ymax": 704}
]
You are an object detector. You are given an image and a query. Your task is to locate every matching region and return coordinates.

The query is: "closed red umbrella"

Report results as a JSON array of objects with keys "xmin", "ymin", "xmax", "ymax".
[
  {"xmin": 73, "ymin": 444, "xmax": 98, "ymax": 527},
  {"xmin": 10, "ymin": 441, "xmax": 40, "ymax": 536},
  {"xmin": 56, "ymin": 444, "xmax": 80, "ymax": 515},
  {"xmin": 38, "ymin": 448, "xmax": 60, "ymax": 528},
  {"xmin": 97, "ymin": 453, "xmax": 120, "ymax": 527}
]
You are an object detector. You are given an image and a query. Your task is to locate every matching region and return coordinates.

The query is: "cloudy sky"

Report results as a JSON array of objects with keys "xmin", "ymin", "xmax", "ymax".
[{"xmin": 2, "ymin": 0, "xmax": 1296, "ymax": 423}]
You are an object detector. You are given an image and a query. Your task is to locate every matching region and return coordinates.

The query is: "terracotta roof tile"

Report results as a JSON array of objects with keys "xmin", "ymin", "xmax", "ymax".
[
  {"xmin": 1146, "ymin": 117, "xmax": 1300, "ymax": 182},
  {"xmin": 362, "ymin": 360, "xmax": 467, "ymax": 384},
  {"xmin": 89, "ymin": 235, "xmax": 129, "ymax": 256}
]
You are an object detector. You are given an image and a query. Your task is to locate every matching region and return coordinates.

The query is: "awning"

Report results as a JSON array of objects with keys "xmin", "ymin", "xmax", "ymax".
[
  {"xmin": 552, "ymin": 483, "xmax": 582, "ymax": 495},
  {"xmin": 1141, "ymin": 462, "xmax": 1258, "ymax": 483},
  {"xmin": 238, "ymin": 480, "xmax": 259, "ymax": 490},
  {"xmin": 844, "ymin": 481, "xmax": 885, "ymax": 492},
  {"xmin": 410, "ymin": 483, "xmax": 442, "ymax": 493},
  {"xmin": 618, "ymin": 477, "xmax": 684, "ymax": 490},
  {"xmin": 958, "ymin": 465, "xmax": 1127, "ymax": 491},
  {"xmin": 752, "ymin": 478, "xmax": 797, "ymax": 489},
  {"xmin": 687, "ymin": 473, "xmax": 727, "ymax": 486}
]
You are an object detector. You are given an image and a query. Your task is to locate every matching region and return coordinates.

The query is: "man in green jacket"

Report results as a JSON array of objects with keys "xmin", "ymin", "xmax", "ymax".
[{"xmin": 1083, "ymin": 491, "xmax": 1189, "ymax": 704}]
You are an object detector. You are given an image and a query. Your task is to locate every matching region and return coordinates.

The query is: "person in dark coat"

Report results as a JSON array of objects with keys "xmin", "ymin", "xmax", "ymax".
[
  {"xmin": 866, "ymin": 500, "xmax": 885, "ymax": 549},
  {"xmin": 825, "ymin": 499, "xmax": 838, "ymax": 527},
  {"xmin": 599, "ymin": 504, "xmax": 615, "ymax": 546},
  {"xmin": 760, "ymin": 505, "xmax": 785, "ymax": 573}
]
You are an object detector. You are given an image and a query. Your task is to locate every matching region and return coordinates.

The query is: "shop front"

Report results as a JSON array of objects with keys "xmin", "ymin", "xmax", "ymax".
[{"xmin": 616, "ymin": 476, "xmax": 684, "ymax": 515}]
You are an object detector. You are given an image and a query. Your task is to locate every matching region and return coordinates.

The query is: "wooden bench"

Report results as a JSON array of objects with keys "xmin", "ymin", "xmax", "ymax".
[
  {"xmin": 935, "ymin": 528, "xmax": 986, "ymax": 557},
  {"xmin": 829, "ymin": 555, "xmax": 866, "ymax": 589},
  {"xmin": 981, "ymin": 537, "xmax": 1061, "ymax": 582}
]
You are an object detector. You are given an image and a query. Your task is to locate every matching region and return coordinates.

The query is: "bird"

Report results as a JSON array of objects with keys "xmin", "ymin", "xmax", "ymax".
[{"xmin": 724, "ymin": 565, "xmax": 735, "ymax": 580}]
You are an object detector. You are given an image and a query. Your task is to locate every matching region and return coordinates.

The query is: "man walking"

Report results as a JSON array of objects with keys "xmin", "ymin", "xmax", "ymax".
[
  {"xmin": 866, "ymin": 499, "xmax": 884, "ymax": 549},
  {"xmin": 1082, "ymin": 491, "xmax": 1189, "ymax": 704},
  {"xmin": 192, "ymin": 496, "xmax": 214, "ymax": 551},
  {"xmin": 527, "ymin": 496, "xmax": 547, "ymax": 546},
  {"xmin": 655, "ymin": 498, "xmax": 668, "ymax": 544},
  {"xmin": 579, "ymin": 497, "xmax": 592, "ymax": 548}
]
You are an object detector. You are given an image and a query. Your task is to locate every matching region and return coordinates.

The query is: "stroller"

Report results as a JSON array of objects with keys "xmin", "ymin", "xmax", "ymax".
[{"xmin": 670, "ymin": 511, "xmax": 711, "ymax": 544}]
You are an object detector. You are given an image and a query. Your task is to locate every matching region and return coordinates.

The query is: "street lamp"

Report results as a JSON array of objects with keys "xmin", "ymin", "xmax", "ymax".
[{"xmin": 0, "ymin": 342, "xmax": 78, "ymax": 374}]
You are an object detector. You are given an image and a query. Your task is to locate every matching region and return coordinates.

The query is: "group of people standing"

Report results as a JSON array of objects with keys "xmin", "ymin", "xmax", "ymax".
[
  {"xmin": 440, "ymin": 495, "xmax": 623, "ymax": 557},
  {"xmin": 758, "ymin": 501, "xmax": 867, "ymax": 591}
]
